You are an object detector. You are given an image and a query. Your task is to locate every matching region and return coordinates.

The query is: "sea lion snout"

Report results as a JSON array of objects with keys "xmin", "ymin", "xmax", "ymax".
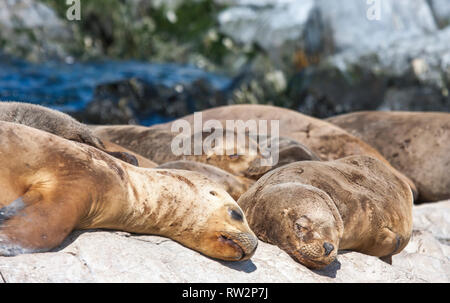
[
  {"xmin": 219, "ymin": 230, "xmax": 258, "ymax": 261},
  {"xmin": 323, "ymin": 242, "xmax": 334, "ymax": 256}
]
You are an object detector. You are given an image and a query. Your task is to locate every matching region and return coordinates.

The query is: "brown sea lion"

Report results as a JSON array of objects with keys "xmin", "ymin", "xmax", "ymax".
[
  {"xmin": 157, "ymin": 160, "xmax": 254, "ymax": 200},
  {"xmin": 91, "ymin": 124, "xmax": 320, "ymax": 179},
  {"xmin": 238, "ymin": 155, "xmax": 413, "ymax": 269},
  {"xmin": 91, "ymin": 125, "xmax": 273, "ymax": 179},
  {"xmin": 0, "ymin": 121, "xmax": 258, "ymax": 261},
  {"xmin": 326, "ymin": 111, "xmax": 450, "ymax": 202},
  {"xmin": 150, "ymin": 104, "xmax": 418, "ymax": 199},
  {"xmin": 0, "ymin": 101, "xmax": 139, "ymax": 166}
]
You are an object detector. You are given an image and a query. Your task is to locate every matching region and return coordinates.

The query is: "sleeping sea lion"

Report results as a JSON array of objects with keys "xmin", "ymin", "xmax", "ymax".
[
  {"xmin": 91, "ymin": 125, "xmax": 320, "ymax": 179},
  {"xmin": 0, "ymin": 101, "xmax": 139, "ymax": 166},
  {"xmin": 238, "ymin": 155, "xmax": 413, "ymax": 269},
  {"xmin": 0, "ymin": 121, "xmax": 258, "ymax": 261},
  {"xmin": 150, "ymin": 104, "xmax": 418, "ymax": 199},
  {"xmin": 326, "ymin": 111, "xmax": 450, "ymax": 202}
]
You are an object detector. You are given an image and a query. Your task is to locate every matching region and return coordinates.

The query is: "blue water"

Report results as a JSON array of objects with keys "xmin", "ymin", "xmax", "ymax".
[{"xmin": 0, "ymin": 56, "xmax": 231, "ymax": 120}]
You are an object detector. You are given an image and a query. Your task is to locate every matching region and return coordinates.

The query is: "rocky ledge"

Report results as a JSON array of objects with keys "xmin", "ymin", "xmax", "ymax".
[{"xmin": 1, "ymin": 201, "xmax": 448, "ymax": 283}]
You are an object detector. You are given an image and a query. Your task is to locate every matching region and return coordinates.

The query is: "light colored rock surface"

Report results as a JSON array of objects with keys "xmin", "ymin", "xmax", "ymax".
[
  {"xmin": 0, "ymin": 0, "xmax": 72, "ymax": 61},
  {"xmin": 429, "ymin": 0, "xmax": 450, "ymax": 28},
  {"xmin": 218, "ymin": 0, "xmax": 437, "ymax": 59},
  {"xmin": 330, "ymin": 27, "xmax": 450, "ymax": 90},
  {"xmin": 412, "ymin": 200, "xmax": 450, "ymax": 244},
  {"xmin": 0, "ymin": 230, "xmax": 423, "ymax": 283},
  {"xmin": 393, "ymin": 230, "xmax": 449, "ymax": 282},
  {"xmin": 1, "ymin": 201, "xmax": 449, "ymax": 283}
]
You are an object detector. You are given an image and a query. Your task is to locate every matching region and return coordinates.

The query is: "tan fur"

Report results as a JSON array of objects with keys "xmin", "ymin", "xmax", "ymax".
[
  {"xmin": 0, "ymin": 122, "xmax": 258, "ymax": 261},
  {"xmin": 238, "ymin": 155, "xmax": 413, "ymax": 269},
  {"xmin": 0, "ymin": 101, "xmax": 139, "ymax": 166},
  {"xmin": 327, "ymin": 111, "xmax": 450, "ymax": 202},
  {"xmin": 157, "ymin": 160, "xmax": 254, "ymax": 200},
  {"xmin": 150, "ymin": 104, "xmax": 418, "ymax": 199}
]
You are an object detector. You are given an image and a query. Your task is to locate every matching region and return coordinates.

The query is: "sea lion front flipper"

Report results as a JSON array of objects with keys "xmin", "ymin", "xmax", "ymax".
[
  {"xmin": 376, "ymin": 227, "xmax": 406, "ymax": 264},
  {"xmin": 379, "ymin": 255, "xmax": 393, "ymax": 265},
  {"xmin": 0, "ymin": 189, "xmax": 81, "ymax": 256}
]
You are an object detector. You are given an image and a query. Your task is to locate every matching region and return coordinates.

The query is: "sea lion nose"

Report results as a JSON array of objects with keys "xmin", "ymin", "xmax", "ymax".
[{"xmin": 323, "ymin": 242, "xmax": 334, "ymax": 256}]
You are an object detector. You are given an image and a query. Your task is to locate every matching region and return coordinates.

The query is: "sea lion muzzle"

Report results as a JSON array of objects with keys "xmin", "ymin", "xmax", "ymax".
[
  {"xmin": 219, "ymin": 231, "xmax": 258, "ymax": 261},
  {"xmin": 323, "ymin": 242, "xmax": 334, "ymax": 256}
]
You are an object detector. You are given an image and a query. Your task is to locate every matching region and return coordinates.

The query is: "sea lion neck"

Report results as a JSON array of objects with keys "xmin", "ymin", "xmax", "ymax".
[{"xmin": 86, "ymin": 165, "xmax": 209, "ymax": 238}]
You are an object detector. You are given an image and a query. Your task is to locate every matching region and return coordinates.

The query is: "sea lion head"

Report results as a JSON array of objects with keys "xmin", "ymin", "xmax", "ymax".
[
  {"xmin": 240, "ymin": 182, "xmax": 343, "ymax": 269},
  {"xmin": 194, "ymin": 129, "xmax": 272, "ymax": 179},
  {"xmin": 161, "ymin": 170, "xmax": 258, "ymax": 262},
  {"xmin": 289, "ymin": 196, "xmax": 343, "ymax": 269}
]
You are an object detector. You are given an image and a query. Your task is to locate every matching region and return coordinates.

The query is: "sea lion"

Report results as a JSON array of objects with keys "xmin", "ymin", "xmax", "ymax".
[
  {"xmin": 91, "ymin": 125, "xmax": 320, "ymax": 179},
  {"xmin": 91, "ymin": 125, "xmax": 273, "ymax": 179},
  {"xmin": 0, "ymin": 101, "xmax": 139, "ymax": 166},
  {"xmin": 238, "ymin": 155, "xmax": 413, "ymax": 269},
  {"xmin": 0, "ymin": 121, "xmax": 258, "ymax": 261},
  {"xmin": 150, "ymin": 104, "xmax": 418, "ymax": 199},
  {"xmin": 326, "ymin": 111, "xmax": 450, "ymax": 202},
  {"xmin": 157, "ymin": 160, "xmax": 254, "ymax": 200}
]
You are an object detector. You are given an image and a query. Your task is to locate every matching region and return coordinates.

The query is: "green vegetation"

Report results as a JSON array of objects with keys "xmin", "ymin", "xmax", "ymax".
[{"xmin": 41, "ymin": 0, "xmax": 233, "ymax": 65}]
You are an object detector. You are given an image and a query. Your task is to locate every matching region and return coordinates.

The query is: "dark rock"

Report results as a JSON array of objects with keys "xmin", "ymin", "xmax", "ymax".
[
  {"xmin": 379, "ymin": 87, "xmax": 450, "ymax": 111},
  {"xmin": 286, "ymin": 66, "xmax": 387, "ymax": 118},
  {"xmin": 81, "ymin": 77, "xmax": 227, "ymax": 125}
]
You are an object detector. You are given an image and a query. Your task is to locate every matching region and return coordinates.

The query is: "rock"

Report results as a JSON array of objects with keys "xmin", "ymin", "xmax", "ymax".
[
  {"xmin": 81, "ymin": 77, "xmax": 227, "ymax": 125},
  {"xmin": 412, "ymin": 200, "xmax": 450, "ymax": 244},
  {"xmin": 329, "ymin": 27, "xmax": 450, "ymax": 90},
  {"xmin": 379, "ymin": 87, "xmax": 449, "ymax": 112},
  {"xmin": 0, "ymin": 0, "xmax": 73, "ymax": 61},
  {"xmin": 315, "ymin": 0, "xmax": 437, "ymax": 54},
  {"xmin": 2, "ymin": 201, "xmax": 448, "ymax": 282},
  {"xmin": 293, "ymin": 26, "xmax": 450, "ymax": 117},
  {"xmin": 218, "ymin": 0, "xmax": 315, "ymax": 62},
  {"xmin": 0, "ymin": 230, "xmax": 426, "ymax": 283},
  {"xmin": 218, "ymin": 0, "xmax": 449, "ymax": 117},
  {"xmin": 429, "ymin": 0, "xmax": 450, "ymax": 28},
  {"xmin": 393, "ymin": 230, "xmax": 450, "ymax": 282},
  {"xmin": 218, "ymin": 0, "xmax": 437, "ymax": 68}
]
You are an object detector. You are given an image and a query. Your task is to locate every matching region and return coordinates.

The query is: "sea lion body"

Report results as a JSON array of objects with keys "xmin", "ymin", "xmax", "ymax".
[
  {"xmin": 157, "ymin": 160, "xmax": 254, "ymax": 200},
  {"xmin": 327, "ymin": 111, "xmax": 450, "ymax": 202},
  {"xmin": 151, "ymin": 104, "xmax": 418, "ymax": 199},
  {"xmin": 0, "ymin": 122, "xmax": 257, "ymax": 261},
  {"xmin": 238, "ymin": 155, "xmax": 413, "ymax": 269},
  {"xmin": 0, "ymin": 101, "xmax": 139, "ymax": 166}
]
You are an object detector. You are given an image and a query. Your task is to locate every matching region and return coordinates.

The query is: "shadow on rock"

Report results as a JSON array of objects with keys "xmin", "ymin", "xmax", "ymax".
[
  {"xmin": 218, "ymin": 259, "xmax": 258, "ymax": 273},
  {"xmin": 51, "ymin": 229, "xmax": 101, "ymax": 252},
  {"xmin": 312, "ymin": 255, "xmax": 346, "ymax": 278}
]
